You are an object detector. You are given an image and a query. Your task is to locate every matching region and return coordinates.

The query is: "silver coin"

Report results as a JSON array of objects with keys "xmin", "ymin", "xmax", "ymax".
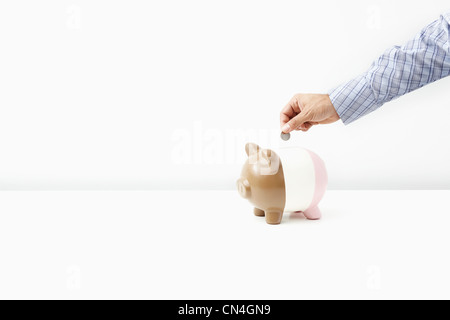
[{"xmin": 280, "ymin": 132, "xmax": 291, "ymax": 141}]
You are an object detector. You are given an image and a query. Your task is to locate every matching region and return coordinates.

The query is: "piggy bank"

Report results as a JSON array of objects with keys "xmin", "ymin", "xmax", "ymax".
[{"xmin": 237, "ymin": 143, "xmax": 327, "ymax": 225}]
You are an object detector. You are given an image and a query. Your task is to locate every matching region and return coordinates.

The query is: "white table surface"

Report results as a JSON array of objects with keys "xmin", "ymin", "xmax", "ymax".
[{"xmin": 0, "ymin": 190, "xmax": 449, "ymax": 300}]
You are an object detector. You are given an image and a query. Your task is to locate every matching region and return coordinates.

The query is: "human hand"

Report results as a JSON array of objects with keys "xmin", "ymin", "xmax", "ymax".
[{"xmin": 280, "ymin": 94, "xmax": 340, "ymax": 133}]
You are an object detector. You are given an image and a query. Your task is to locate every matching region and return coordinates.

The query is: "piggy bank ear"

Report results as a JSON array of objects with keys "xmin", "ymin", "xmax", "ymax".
[
  {"xmin": 245, "ymin": 143, "xmax": 260, "ymax": 157},
  {"xmin": 261, "ymin": 149, "xmax": 273, "ymax": 165},
  {"xmin": 259, "ymin": 148, "xmax": 280, "ymax": 175}
]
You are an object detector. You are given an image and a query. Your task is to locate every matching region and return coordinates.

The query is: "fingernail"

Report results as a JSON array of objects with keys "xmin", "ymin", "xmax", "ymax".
[{"xmin": 282, "ymin": 124, "xmax": 291, "ymax": 133}]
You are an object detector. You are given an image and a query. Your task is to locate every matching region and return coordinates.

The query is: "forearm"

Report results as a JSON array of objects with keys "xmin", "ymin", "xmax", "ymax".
[{"xmin": 330, "ymin": 12, "xmax": 450, "ymax": 125}]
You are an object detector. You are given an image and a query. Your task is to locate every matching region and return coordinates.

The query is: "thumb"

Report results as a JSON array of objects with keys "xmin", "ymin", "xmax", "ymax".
[{"xmin": 281, "ymin": 112, "xmax": 311, "ymax": 133}]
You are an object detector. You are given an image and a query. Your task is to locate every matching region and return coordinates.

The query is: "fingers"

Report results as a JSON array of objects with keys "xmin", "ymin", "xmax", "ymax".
[
  {"xmin": 280, "ymin": 97, "xmax": 301, "ymax": 129},
  {"xmin": 280, "ymin": 93, "xmax": 338, "ymax": 134},
  {"xmin": 295, "ymin": 122, "xmax": 317, "ymax": 132},
  {"xmin": 280, "ymin": 112, "xmax": 291, "ymax": 130},
  {"xmin": 281, "ymin": 111, "xmax": 312, "ymax": 133}
]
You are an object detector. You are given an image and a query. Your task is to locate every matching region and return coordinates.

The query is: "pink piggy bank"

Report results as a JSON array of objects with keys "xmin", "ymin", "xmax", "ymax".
[{"xmin": 237, "ymin": 143, "xmax": 328, "ymax": 225}]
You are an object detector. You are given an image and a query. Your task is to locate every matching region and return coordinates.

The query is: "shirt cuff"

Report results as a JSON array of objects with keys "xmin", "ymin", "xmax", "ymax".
[{"xmin": 328, "ymin": 73, "xmax": 380, "ymax": 125}]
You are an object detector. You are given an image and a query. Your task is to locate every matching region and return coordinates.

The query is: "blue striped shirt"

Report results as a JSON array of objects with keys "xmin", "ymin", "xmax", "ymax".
[{"xmin": 329, "ymin": 12, "xmax": 450, "ymax": 125}]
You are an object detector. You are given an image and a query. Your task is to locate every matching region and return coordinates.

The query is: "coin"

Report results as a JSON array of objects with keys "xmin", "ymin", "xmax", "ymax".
[{"xmin": 280, "ymin": 132, "xmax": 291, "ymax": 141}]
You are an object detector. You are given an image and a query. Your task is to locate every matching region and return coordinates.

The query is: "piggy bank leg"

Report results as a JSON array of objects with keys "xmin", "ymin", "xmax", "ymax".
[
  {"xmin": 265, "ymin": 210, "xmax": 283, "ymax": 225},
  {"xmin": 303, "ymin": 206, "xmax": 322, "ymax": 220},
  {"xmin": 254, "ymin": 208, "xmax": 265, "ymax": 217}
]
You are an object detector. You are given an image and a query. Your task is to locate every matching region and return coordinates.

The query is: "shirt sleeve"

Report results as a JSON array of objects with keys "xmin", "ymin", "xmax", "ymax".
[{"xmin": 329, "ymin": 12, "xmax": 450, "ymax": 125}]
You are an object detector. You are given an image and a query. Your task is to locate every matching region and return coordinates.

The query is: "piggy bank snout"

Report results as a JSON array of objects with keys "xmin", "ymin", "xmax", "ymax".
[{"xmin": 237, "ymin": 178, "xmax": 251, "ymax": 199}]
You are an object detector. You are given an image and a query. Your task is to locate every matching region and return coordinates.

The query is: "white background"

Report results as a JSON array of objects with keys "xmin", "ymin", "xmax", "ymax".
[
  {"xmin": 1, "ymin": 0, "xmax": 450, "ymax": 190},
  {"xmin": 2, "ymin": 190, "xmax": 450, "ymax": 300},
  {"xmin": 1, "ymin": 1, "xmax": 450, "ymax": 301}
]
